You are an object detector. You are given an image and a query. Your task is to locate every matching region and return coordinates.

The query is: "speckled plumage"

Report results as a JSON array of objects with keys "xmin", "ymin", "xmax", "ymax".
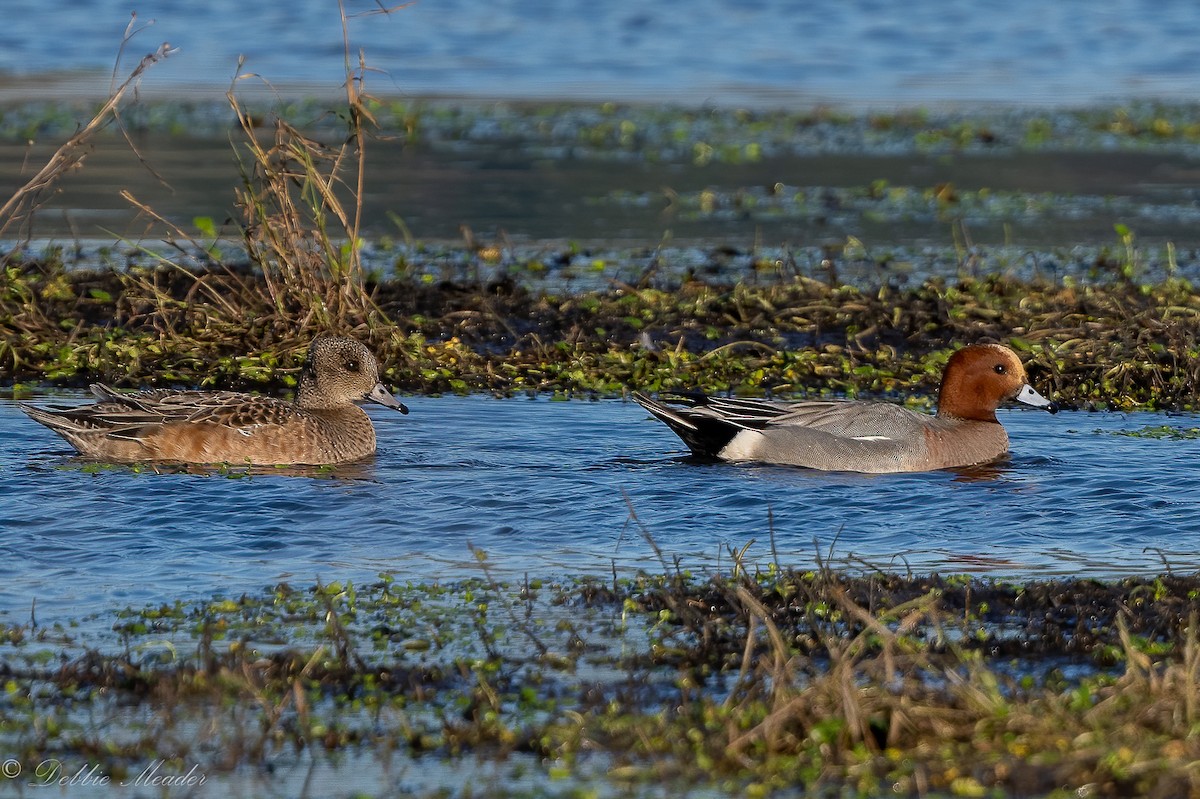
[
  {"xmin": 21, "ymin": 337, "xmax": 408, "ymax": 465},
  {"xmin": 634, "ymin": 344, "xmax": 1054, "ymax": 473}
]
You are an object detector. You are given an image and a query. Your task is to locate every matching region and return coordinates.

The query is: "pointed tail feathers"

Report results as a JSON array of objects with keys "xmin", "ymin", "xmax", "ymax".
[{"xmin": 632, "ymin": 391, "xmax": 743, "ymax": 459}]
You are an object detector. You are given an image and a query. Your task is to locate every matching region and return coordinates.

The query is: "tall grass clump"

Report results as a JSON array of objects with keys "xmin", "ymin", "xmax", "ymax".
[
  {"xmin": 222, "ymin": 6, "xmax": 395, "ymax": 333},
  {"xmin": 0, "ymin": 3, "xmax": 416, "ymax": 386},
  {"xmin": 226, "ymin": 103, "xmax": 378, "ymax": 331}
]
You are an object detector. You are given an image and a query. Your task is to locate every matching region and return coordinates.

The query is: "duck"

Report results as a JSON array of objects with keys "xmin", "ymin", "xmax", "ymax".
[
  {"xmin": 21, "ymin": 336, "xmax": 408, "ymax": 465},
  {"xmin": 633, "ymin": 343, "xmax": 1054, "ymax": 473}
]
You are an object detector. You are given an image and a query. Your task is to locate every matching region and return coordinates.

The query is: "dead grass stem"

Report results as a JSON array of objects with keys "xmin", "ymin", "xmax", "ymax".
[{"xmin": 0, "ymin": 17, "xmax": 174, "ymax": 242}]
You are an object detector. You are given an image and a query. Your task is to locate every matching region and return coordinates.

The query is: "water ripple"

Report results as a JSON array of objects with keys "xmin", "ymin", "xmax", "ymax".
[
  {"xmin": 3, "ymin": 0, "xmax": 1200, "ymax": 105},
  {"xmin": 4, "ymin": 395, "xmax": 1200, "ymax": 623}
]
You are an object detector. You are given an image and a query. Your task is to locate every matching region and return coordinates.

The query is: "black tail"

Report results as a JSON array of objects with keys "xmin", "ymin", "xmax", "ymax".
[{"xmin": 632, "ymin": 392, "xmax": 741, "ymax": 459}]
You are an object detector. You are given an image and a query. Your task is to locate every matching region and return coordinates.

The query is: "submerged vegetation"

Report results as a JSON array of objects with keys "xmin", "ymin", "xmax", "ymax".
[{"xmin": 5, "ymin": 562, "xmax": 1200, "ymax": 797}]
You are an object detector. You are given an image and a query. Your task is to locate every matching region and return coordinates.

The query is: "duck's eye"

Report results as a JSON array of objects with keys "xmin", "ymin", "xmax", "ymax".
[
  {"xmin": 345, "ymin": 359, "xmax": 361, "ymax": 372},
  {"xmin": 993, "ymin": 364, "xmax": 1007, "ymax": 375}
]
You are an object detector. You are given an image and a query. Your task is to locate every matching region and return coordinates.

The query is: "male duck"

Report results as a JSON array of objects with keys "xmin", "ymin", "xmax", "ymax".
[{"xmin": 633, "ymin": 343, "xmax": 1054, "ymax": 473}]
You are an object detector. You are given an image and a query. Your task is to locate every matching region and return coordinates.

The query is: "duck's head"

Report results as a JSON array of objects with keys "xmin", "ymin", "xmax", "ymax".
[
  {"xmin": 936, "ymin": 343, "xmax": 1053, "ymax": 422},
  {"xmin": 297, "ymin": 337, "xmax": 409, "ymax": 414}
]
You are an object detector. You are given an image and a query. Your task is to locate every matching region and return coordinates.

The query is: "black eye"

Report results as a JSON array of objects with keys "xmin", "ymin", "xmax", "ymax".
[
  {"xmin": 993, "ymin": 364, "xmax": 1006, "ymax": 374},
  {"xmin": 345, "ymin": 359, "xmax": 361, "ymax": 372}
]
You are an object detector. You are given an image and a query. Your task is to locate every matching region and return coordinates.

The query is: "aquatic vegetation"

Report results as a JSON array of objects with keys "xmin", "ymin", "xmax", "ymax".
[
  {"xmin": 3, "ymin": 565, "xmax": 1200, "ymax": 797},
  {"xmin": 3, "ymin": 254, "xmax": 1200, "ymax": 410},
  {"xmin": 1109, "ymin": 425, "xmax": 1200, "ymax": 440},
  {"xmin": 2, "ymin": 7, "xmax": 408, "ymax": 345},
  {"xmin": 8, "ymin": 97, "xmax": 1200, "ymax": 165},
  {"xmin": 1, "ymin": 29, "xmax": 1198, "ymax": 415},
  {"xmin": 115, "ymin": 53, "xmax": 397, "ymax": 340},
  {"xmin": 603, "ymin": 181, "xmax": 1200, "ymax": 233}
]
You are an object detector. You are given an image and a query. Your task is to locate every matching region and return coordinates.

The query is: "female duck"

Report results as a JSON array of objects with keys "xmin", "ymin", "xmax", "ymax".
[
  {"xmin": 633, "ymin": 343, "xmax": 1054, "ymax": 473},
  {"xmin": 22, "ymin": 337, "xmax": 408, "ymax": 465}
]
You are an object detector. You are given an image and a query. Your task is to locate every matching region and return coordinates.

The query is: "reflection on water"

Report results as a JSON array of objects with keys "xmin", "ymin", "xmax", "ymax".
[{"xmin": 4, "ymin": 392, "xmax": 1200, "ymax": 626}]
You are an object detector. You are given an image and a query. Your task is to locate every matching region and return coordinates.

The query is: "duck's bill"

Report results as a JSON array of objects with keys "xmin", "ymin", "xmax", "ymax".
[
  {"xmin": 367, "ymin": 383, "xmax": 410, "ymax": 414},
  {"xmin": 1014, "ymin": 383, "xmax": 1057, "ymax": 413}
]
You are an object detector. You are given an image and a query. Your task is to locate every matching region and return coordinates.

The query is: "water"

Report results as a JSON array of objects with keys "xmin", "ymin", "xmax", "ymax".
[
  {"xmin": 6, "ymin": 1, "xmax": 1199, "ymax": 626},
  {"xmin": 6, "ymin": 2, "xmax": 1200, "ymax": 253},
  {"xmin": 4, "ymin": 392, "xmax": 1200, "ymax": 627},
  {"xmin": 2, "ymin": 0, "xmax": 1200, "ymax": 107},
  {"xmin": 9, "ymin": 137, "xmax": 1200, "ymax": 248}
]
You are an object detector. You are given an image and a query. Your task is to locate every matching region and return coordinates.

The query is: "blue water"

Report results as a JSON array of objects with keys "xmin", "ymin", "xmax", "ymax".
[
  {"xmin": 2, "ymin": 0, "xmax": 1200, "ymax": 106},
  {"xmin": 4, "ymin": 392, "xmax": 1200, "ymax": 626}
]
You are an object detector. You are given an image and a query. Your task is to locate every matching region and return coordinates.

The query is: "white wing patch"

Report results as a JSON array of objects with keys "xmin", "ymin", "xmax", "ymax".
[{"xmin": 852, "ymin": 435, "xmax": 894, "ymax": 442}]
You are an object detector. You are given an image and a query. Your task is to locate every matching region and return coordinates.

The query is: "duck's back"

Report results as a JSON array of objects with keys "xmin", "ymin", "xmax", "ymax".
[
  {"xmin": 722, "ymin": 399, "xmax": 1009, "ymax": 472},
  {"xmin": 24, "ymin": 386, "xmax": 377, "ymax": 465},
  {"xmin": 763, "ymin": 400, "xmax": 929, "ymax": 438}
]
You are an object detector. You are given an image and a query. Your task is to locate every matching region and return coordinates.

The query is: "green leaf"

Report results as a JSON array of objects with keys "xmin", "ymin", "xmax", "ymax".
[{"xmin": 193, "ymin": 216, "xmax": 217, "ymax": 238}]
